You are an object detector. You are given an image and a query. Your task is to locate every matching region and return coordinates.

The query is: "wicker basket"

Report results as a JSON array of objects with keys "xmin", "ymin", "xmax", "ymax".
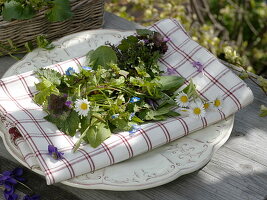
[{"xmin": 0, "ymin": 0, "xmax": 104, "ymax": 55}]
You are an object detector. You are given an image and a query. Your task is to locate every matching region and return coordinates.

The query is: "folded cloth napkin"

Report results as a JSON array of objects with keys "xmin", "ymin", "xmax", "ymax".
[{"xmin": 0, "ymin": 19, "xmax": 253, "ymax": 185}]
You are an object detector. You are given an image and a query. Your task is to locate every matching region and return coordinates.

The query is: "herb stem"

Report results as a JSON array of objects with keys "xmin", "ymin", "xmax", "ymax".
[
  {"xmin": 73, "ymin": 125, "xmax": 90, "ymax": 152},
  {"xmin": 91, "ymin": 114, "xmax": 106, "ymax": 123}
]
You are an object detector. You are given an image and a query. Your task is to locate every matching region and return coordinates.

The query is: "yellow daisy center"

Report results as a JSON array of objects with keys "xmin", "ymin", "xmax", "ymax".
[
  {"xmin": 180, "ymin": 95, "xmax": 188, "ymax": 103},
  {"xmin": 80, "ymin": 103, "xmax": 88, "ymax": 110},
  {"xmin": 193, "ymin": 107, "xmax": 201, "ymax": 115},
  {"xmin": 214, "ymin": 99, "xmax": 221, "ymax": 107},
  {"xmin": 204, "ymin": 103, "xmax": 209, "ymax": 109}
]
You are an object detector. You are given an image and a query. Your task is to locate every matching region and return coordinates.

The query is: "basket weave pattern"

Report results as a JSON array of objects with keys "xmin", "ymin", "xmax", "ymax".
[{"xmin": 0, "ymin": 0, "xmax": 104, "ymax": 55}]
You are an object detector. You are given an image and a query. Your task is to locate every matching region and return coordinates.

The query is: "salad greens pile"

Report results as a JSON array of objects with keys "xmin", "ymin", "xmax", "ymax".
[{"xmin": 34, "ymin": 29, "xmax": 199, "ymax": 150}]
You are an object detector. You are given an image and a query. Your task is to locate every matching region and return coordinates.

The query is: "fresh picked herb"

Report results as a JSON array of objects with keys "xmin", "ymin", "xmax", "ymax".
[{"xmin": 34, "ymin": 29, "xmax": 218, "ymax": 150}]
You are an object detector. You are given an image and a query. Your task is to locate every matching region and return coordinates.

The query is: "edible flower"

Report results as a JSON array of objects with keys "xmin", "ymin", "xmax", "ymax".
[
  {"xmin": 189, "ymin": 101, "xmax": 206, "ymax": 118},
  {"xmin": 82, "ymin": 66, "xmax": 92, "ymax": 71},
  {"xmin": 48, "ymin": 145, "xmax": 64, "ymax": 160},
  {"xmin": 111, "ymin": 114, "xmax": 119, "ymax": 119},
  {"xmin": 212, "ymin": 96, "xmax": 223, "ymax": 110},
  {"xmin": 23, "ymin": 194, "xmax": 41, "ymax": 200},
  {"xmin": 65, "ymin": 67, "xmax": 75, "ymax": 76},
  {"xmin": 166, "ymin": 67, "xmax": 176, "ymax": 75},
  {"xmin": 163, "ymin": 37, "xmax": 171, "ymax": 42},
  {"xmin": 192, "ymin": 61, "xmax": 204, "ymax": 73},
  {"xmin": 129, "ymin": 124, "xmax": 141, "ymax": 134},
  {"xmin": 130, "ymin": 97, "xmax": 140, "ymax": 103},
  {"xmin": 74, "ymin": 99, "xmax": 90, "ymax": 117},
  {"xmin": 175, "ymin": 92, "xmax": 189, "ymax": 107},
  {"xmin": 129, "ymin": 113, "xmax": 135, "ymax": 121},
  {"xmin": 64, "ymin": 100, "xmax": 73, "ymax": 108}
]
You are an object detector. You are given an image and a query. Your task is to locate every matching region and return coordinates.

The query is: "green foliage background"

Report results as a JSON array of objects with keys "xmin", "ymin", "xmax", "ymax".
[{"xmin": 106, "ymin": 0, "xmax": 267, "ymax": 78}]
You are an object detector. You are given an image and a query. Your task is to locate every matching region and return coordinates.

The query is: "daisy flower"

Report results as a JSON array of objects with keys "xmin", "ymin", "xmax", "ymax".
[
  {"xmin": 175, "ymin": 92, "xmax": 189, "ymax": 107},
  {"xmin": 212, "ymin": 96, "xmax": 223, "ymax": 110},
  {"xmin": 74, "ymin": 98, "xmax": 90, "ymax": 117},
  {"xmin": 203, "ymin": 101, "xmax": 211, "ymax": 111},
  {"xmin": 189, "ymin": 101, "xmax": 206, "ymax": 118}
]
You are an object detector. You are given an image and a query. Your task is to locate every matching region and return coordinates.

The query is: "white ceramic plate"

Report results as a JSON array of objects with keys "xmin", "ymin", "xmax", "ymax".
[{"xmin": 0, "ymin": 29, "xmax": 234, "ymax": 191}]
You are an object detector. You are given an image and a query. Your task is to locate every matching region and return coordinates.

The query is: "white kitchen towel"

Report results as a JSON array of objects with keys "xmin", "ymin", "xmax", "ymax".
[{"xmin": 0, "ymin": 19, "xmax": 253, "ymax": 184}]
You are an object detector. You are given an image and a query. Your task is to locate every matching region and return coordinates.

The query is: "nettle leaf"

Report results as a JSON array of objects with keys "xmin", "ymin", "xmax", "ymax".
[
  {"xmin": 88, "ymin": 46, "xmax": 118, "ymax": 69},
  {"xmin": 155, "ymin": 76, "xmax": 185, "ymax": 92},
  {"xmin": 36, "ymin": 68, "xmax": 61, "ymax": 85},
  {"xmin": 46, "ymin": 0, "xmax": 73, "ymax": 22},
  {"xmin": 87, "ymin": 122, "xmax": 111, "ymax": 148}
]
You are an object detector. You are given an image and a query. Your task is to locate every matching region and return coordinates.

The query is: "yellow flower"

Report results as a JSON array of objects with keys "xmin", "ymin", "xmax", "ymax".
[{"xmin": 74, "ymin": 98, "xmax": 90, "ymax": 117}]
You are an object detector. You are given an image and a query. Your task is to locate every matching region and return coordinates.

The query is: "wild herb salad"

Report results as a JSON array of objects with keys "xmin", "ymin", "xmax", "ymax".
[{"xmin": 34, "ymin": 29, "xmax": 221, "ymax": 150}]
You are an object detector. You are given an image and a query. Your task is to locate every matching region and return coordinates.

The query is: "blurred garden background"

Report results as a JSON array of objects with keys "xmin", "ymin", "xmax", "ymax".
[{"xmin": 106, "ymin": 0, "xmax": 267, "ymax": 78}]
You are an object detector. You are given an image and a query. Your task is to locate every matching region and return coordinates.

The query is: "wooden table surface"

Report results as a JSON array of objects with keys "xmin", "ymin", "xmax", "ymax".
[{"xmin": 0, "ymin": 12, "xmax": 267, "ymax": 200}]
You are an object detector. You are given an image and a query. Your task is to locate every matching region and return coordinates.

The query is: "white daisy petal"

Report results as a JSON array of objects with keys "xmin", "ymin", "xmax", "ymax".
[
  {"xmin": 175, "ymin": 92, "xmax": 189, "ymax": 107},
  {"xmin": 74, "ymin": 98, "xmax": 90, "ymax": 117},
  {"xmin": 189, "ymin": 101, "xmax": 206, "ymax": 118}
]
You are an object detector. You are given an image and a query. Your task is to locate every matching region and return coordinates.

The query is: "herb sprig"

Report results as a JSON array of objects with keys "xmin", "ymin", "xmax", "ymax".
[{"xmin": 34, "ymin": 29, "xmax": 209, "ymax": 150}]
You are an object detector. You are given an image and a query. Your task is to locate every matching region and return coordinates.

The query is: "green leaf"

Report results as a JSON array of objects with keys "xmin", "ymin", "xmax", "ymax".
[
  {"xmin": 34, "ymin": 80, "xmax": 59, "ymax": 105},
  {"xmin": 36, "ymin": 68, "xmax": 61, "ymax": 85},
  {"xmin": 65, "ymin": 111, "xmax": 80, "ymax": 136},
  {"xmin": 20, "ymin": 5, "xmax": 35, "ymax": 20},
  {"xmin": 36, "ymin": 35, "xmax": 55, "ymax": 50},
  {"xmin": 138, "ymin": 104, "xmax": 175, "ymax": 120},
  {"xmin": 80, "ymin": 115, "xmax": 92, "ymax": 133},
  {"xmin": 117, "ymin": 35, "xmax": 139, "ymax": 51},
  {"xmin": 259, "ymin": 105, "xmax": 267, "ymax": 117},
  {"xmin": 88, "ymin": 46, "xmax": 118, "ymax": 69},
  {"xmin": 136, "ymin": 29, "xmax": 153, "ymax": 36},
  {"xmin": 46, "ymin": 0, "xmax": 73, "ymax": 22},
  {"xmin": 2, "ymin": 0, "xmax": 23, "ymax": 21},
  {"xmin": 2, "ymin": 1, "xmax": 35, "ymax": 21},
  {"xmin": 45, "ymin": 110, "xmax": 79, "ymax": 136},
  {"xmin": 87, "ymin": 122, "xmax": 111, "ymax": 148},
  {"xmin": 155, "ymin": 76, "xmax": 185, "ymax": 92}
]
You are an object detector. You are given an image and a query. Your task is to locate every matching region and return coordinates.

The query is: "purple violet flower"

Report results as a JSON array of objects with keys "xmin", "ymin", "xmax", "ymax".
[
  {"xmin": 48, "ymin": 145, "xmax": 64, "ymax": 160},
  {"xmin": 23, "ymin": 194, "xmax": 41, "ymax": 200},
  {"xmin": 192, "ymin": 61, "xmax": 204, "ymax": 73},
  {"xmin": 65, "ymin": 100, "xmax": 73, "ymax": 108},
  {"xmin": 163, "ymin": 37, "xmax": 171, "ymax": 42},
  {"xmin": 129, "ymin": 124, "xmax": 141, "ymax": 134},
  {"xmin": 130, "ymin": 97, "xmax": 140, "ymax": 103},
  {"xmin": 167, "ymin": 67, "xmax": 176, "ymax": 75},
  {"xmin": 4, "ymin": 191, "xmax": 18, "ymax": 200},
  {"xmin": 0, "ymin": 168, "xmax": 24, "ymax": 187},
  {"xmin": 65, "ymin": 67, "xmax": 75, "ymax": 76}
]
